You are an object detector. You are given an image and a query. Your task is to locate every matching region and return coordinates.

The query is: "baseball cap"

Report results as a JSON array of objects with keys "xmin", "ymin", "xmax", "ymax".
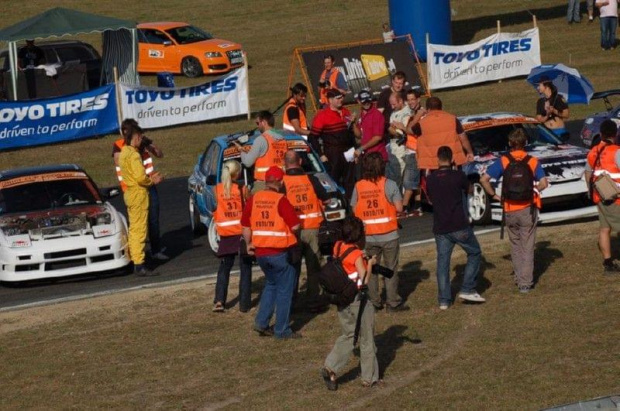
[
  {"xmin": 265, "ymin": 166, "xmax": 284, "ymax": 182},
  {"xmin": 326, "ymin": 89, "xmax": 343, "ymax": 99},
  {"xmin": 357, "ymin": 89, "xmax": 373, "ymax": 103}
]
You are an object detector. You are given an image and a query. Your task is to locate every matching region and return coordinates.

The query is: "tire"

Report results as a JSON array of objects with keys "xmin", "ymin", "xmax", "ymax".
[
  {"xmin": 181, "ymin": 56, "xmax": 203, "ymax": 78},
  {"xmin": 207, "ymin": 218, "xmax": 220, "ymax": 254},
  {"xmin": 468, "ymin": 182, "xmax": 493, "ymax": 225},
  {"xmin": 189, "ymin": 196, "xmax": 206, "ymax": 236}
]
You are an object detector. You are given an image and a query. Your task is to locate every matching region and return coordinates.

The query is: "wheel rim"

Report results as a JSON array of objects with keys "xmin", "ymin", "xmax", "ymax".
[
  {"xmin": 468, "ymin": 183, "xmax": 487, "ymax": 221},
  {"xmin": 182, "ymin": 58, "xmax": 201, "ymax": 77},
  {"xmin": 208, "ymin": 219, "xmax": 219, "ymax": 253}
]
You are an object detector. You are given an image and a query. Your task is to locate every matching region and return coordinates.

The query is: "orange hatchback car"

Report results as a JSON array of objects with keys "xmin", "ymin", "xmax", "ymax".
[{"xmin": 137, "ymin": 22, "xmax": 244, "ymax": 78}]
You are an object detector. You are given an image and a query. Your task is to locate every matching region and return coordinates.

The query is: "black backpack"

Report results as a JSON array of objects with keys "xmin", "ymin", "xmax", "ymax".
[
  {"xmin": 317, "ymin": 243, "xmax": 359, "ymax": 307},
  {"xmin": 501, "ymin": 153, "xmax": 534, "ymax": 202}
]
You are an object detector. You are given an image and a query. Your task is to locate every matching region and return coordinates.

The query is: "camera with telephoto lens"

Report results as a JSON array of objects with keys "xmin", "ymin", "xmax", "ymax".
[
  {"xmin": 364, "ymin": 256, "xmax": 394, "ymax": 278},
  {"xmin": 395, "ymin": 129, "xmax": 406, "ymax": 146},
  {"xmin": 319, "ymin": 80, "xmax": 331, "ymax": 89}
]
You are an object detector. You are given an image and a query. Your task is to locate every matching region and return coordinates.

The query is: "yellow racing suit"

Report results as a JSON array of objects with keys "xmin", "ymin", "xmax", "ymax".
[{"xmin": 119, "ymin": 145, "xmax": 153, "ymax": 265}]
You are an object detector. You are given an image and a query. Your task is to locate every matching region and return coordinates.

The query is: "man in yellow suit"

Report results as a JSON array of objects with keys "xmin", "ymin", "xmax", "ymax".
[{"xmin": 119, "ymin": 119, "xmax": 163, "ymax": 276}]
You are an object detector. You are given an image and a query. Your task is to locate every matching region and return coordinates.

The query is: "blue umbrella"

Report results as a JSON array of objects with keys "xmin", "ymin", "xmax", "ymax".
[{"xmin": 526, "ymin": 63, "xmax": 594, "ymax": 104}]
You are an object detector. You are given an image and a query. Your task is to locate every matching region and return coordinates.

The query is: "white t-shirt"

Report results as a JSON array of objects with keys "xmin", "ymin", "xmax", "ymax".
[{"xmin": 597, "ymin": 0, "xmax": 618, "ymax": 17}]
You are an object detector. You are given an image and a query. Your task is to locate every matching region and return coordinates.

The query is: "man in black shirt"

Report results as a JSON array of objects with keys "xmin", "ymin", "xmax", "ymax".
[
  {"xmin": 18, "ymin": 40, "xmax": 45, "ymax": 99},
  {"xmin": 426, "ymin": 146, "xmax": 485, "ymax": 310}
]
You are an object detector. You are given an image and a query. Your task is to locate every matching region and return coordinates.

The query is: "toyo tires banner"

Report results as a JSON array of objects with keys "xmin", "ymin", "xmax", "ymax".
[
  {"xmin": 0, "ymin": 85, "xmax": 118, "ymax": 151},
  {"xmin": 427, "ymin": 28, "xmax": 541, "ymax": 90},
  {"xmin": 120, "ymin": 66, "xmax": 249, "ymax": 129}
]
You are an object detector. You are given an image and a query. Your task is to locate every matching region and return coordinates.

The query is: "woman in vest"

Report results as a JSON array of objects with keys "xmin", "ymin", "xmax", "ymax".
[
  {"xmin": 322, "ymin": 216, "xmax": 380, "ymax": 391},
  {"xmin": 212, "ymin": 160, "xmax": 253, "ymax": 313}
]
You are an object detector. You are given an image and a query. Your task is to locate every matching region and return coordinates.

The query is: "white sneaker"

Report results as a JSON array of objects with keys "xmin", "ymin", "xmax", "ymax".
[
  {"xmin": 439, "ymin": 304, "xmax": 449, "ymax": 310},
  {"xmin": 458, "ymin": 292, "xmax": 486, "ymax": 303},
  {"xmin": 152, "ymin": 251, "xmax": 170, "ymax": 261}
]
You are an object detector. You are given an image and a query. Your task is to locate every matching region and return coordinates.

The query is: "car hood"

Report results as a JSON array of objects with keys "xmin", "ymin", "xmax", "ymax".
[
  {"xmin": 0, "ymin": 204, "xmax": 110, "ymax": 238},
  {"xmin": 181, "ymin": 38, "xmax": 241, "ymax": 51},
  {"xmin": 472, "ymin": 144, "xmax": 588, "ymax": 183}
]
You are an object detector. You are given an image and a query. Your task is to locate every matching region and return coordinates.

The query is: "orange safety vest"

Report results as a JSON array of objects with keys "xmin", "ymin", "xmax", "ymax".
[
  {"xmin": 114, "ymin": 138, "xmax": 154, "ymax": 192},
  {"xmin": 283, "ymin": 174, "xmax": 324, "ymax": 229},
  {"xmin": 353, "ymin": 177, "xmax": 398, "ymax": 235},
  {"xmin": 334, "ymin": 240, "xmax": 365, "ymax": 288},
  {"xmin": 213, "ymin": 183, "xmax": 243, "ymax": 236},
  {"xmin": 405, "ymin": 134, "xmax": 417, "ymax": 152},
  {"xmin": 282, "ymin": 98, "xmax": 308, "ymax": 132},
  {"xmin": 587, "ymin": 142, "xmax": 620, "ymax": 205},
  {"xmin": 254, "ymin": 132, "xmax": 287, "ymax": 181},
  {"xmin": 319, "ymin": 68, "xmax": 341, "ymax": 105},
  {"xmin": 416, "ymin": 110, "xmax": 467, "ymax": 169},
  {"xmin": 250, "ymin": 190, "xmax": 298, "ymax": 248},
  {"xmin": 500, "ymin": 150, "xmax": 543, "ymax": 212}
]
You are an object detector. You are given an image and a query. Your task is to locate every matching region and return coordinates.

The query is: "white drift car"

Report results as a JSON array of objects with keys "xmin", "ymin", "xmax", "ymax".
[{"xmin": 0, "ymin": 164, "xmax": 130, "ymax": 282}]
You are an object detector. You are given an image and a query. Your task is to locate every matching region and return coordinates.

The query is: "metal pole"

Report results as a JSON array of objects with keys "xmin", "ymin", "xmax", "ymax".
[{"xmin": 10, "ymin": 41, "xmax": 18, "ymax": 100}]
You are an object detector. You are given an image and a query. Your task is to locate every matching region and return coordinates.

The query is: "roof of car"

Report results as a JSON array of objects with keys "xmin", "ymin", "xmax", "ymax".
[
  {"xmin": 458, "ymin": 112, "xmax": 539, "ymax": 131},
  {"xmin": 211, "ymin": 129, "xmax": 307, "ymax": 149},
  {"xmin": 138, "ymin": 22, "xmax": 191, "ymax": 30},
  {"xmin": 0, "ymin": 164, "xmax": 83, "ymax": 181}
]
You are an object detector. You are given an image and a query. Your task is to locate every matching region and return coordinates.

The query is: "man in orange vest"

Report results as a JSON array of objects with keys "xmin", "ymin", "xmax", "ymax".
[
  {"xmin": 283, "ymin": 150, "xmax": 330, "ymax": 310},
  {"xmin": 480, "ymin": 129, "xmax": 548, "ymax": 293},
  {"xmin": 318, "ymin": 54, "xmax": 348, "ymax": 107},
  {"xmin": 352, "ymin": 152, "xmax": 407, "ymax": 312},
  {"xmin": 234, "ymin": 110, "xmax": 287, "ymax": 193},
  {"xmin": 412, "ymin": 97, "xmax": 474, "ymax": 170},
  {"xmin": 113, "ymin": 120, "xmax": 168, "ymax": 261},
  {"xmin": 241, "ymin": 166, "xmax": 301, "ymax": 339},
  {"xmin": 585, "ymin": 119, "xmax": 620, "ymax": 274},
  {"xmin": 282, "ymin": 83, "xmax": 310, "ymax": 137}
]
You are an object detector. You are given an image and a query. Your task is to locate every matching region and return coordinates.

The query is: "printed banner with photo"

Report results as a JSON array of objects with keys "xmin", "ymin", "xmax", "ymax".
[
  {"xmin": 427, "ymin": 28, "xmax": 541, "ymax": 90},
  {"xmin": 120, "ymin": 66, "xmax": 249, "ymax": 129},
  {"xmin": 300, "ymin": 40, "xmax": 425, "ymax": 105},
  {"xmin": 0, "ymin": 85, "xmax": 118, "ymax": 151}
]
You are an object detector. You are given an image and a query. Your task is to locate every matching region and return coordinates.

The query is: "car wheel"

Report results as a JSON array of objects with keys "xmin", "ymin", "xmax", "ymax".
[
  {"xmin": 181, "ymin": 56, "xmax": 203, "ymax": 78},
  {"xmin": 468, "ymin": 182, "xmax": 493, "ymax": 225},
  {"xmin": 208, "ymin": 218, "xmax": 220, "ymax": 254},
  {"xmin": 189, "ymin": 196, "xmax": 206, "ymax": 236}
]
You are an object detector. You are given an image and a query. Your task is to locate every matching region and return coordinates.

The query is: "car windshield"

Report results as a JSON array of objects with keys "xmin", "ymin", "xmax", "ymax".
[
  {"xmin": 165, "ymin": 25, "xmax": 213, "ymax": 44},
  {"xmin": 467, "ymin": 122, "xmax": 563, "ymax": 156},
  {"xmin": 0, "ymin": 175, "xmax": 101, "ymax": 215}
]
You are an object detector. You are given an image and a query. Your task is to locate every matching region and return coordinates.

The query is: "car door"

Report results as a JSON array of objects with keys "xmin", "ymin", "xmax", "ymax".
[
  {"xmin": 198, "ymin": 142, "xmax": 221, "ymax": 219},
  {"xmin": 138, "ymin": 29, "xmax": 177, "ymax": 73}
]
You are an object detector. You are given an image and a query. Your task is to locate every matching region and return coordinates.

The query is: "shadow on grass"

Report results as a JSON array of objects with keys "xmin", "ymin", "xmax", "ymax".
[
  {"xmin": 452, "ymin": 255, "xmax": 494, "ymax": 297},
  {"xmin": 501, "ymin": 240, "xmax": 564, "ymax": 286},
  {"xmin": 453, "ymin": 4, "xmax": 570, "ymax": 45},
  {"xmin": 399, "ymin": 260, "xmax": 431, "ymax": 304},
  {"xmin": 337, "ymin": 324, "xmax": 422, "ymax": 384}
]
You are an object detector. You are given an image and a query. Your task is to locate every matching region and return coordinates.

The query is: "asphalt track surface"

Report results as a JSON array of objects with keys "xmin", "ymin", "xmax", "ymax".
[{"xmin": 0, "ymin": 122, "xmax": 585, "ymax": 310}]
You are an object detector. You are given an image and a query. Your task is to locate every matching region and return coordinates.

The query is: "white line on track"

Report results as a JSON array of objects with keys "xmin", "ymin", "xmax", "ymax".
[{"xmin": 0, "ymin": 227, "xmax": 500, "ymax": 313}]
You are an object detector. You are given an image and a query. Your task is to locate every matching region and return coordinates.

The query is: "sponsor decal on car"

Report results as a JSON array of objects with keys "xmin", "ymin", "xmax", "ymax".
[
  {"xmin": 462, "ymin": 117, "xmax": 537, "ymax": 131},
  {"xmin": 0, "ymin": 172, "xmax": 88, "ymax": 189},
  {"xmin": 148, "ymin": 49, "xmax": 164, "ymax": 58}
]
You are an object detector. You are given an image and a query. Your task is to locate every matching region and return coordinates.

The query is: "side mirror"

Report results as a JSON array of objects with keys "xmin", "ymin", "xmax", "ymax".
[
  {"xmin": 101, "ymin": 187, "xmax": 121, "ymax": 199},
  {"xmin": 206, "ymin": 175, "xmax": 217, "ymax": 185}
]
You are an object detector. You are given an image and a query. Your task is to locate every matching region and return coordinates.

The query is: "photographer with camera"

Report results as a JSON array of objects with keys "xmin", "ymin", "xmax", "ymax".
[
  {"xmin": 427, "ymin": 146, "xmax": 486, "ymax": 309},
  {"xmin": 318, "ymin": 55, "xmax": 348, "ymax": 108},
  {"xmin": 352, "ymin": 152, "xmax": 408, "ymax": 312},
  {"xmin": 322, "ymin": 216, "xmax": 381, "ymax": 390},
  {"xmin": 233, "ymin": 110, "xmax": 287, "ymax": 193}
]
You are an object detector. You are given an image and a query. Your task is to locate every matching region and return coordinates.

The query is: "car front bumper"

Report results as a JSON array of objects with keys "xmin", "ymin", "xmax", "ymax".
[{"xmin": 0, "ymin": 231, "xmax": 129, "ymax": 282}]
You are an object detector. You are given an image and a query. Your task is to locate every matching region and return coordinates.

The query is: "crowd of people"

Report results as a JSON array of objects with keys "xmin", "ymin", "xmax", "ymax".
[
  {"xmin": 112, "ymin": 61, "xmax": 620, "ymax": 390},
  {"xmin": 566, "ymin": 0, "xmax": 619, "ymax": 50}
]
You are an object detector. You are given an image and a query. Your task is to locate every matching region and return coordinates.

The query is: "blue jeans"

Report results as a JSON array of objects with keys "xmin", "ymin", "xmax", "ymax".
[
  {"xmin": 148, "ymin": 185, "xmax": 162, "ymax": 254},
  {"xmin": 434, "ymin": 227, "xmax": 482, "ymax": 305},
  {"xmin": 255, "ymin": 251, "xmax": 296, "ymax": 338},
  {"xmin": 214, "ymin": 253, "xmax": 253, "ymax": 311},
  {"xmin": 567, "ymin": 0, "xmax": 581, "ymax": 22},
  {"xmin": 600, "ymin": 17, "xmax": 617, "ymax": 49}
]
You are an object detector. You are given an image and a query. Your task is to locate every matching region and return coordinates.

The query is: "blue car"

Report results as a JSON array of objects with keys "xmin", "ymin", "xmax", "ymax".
[
  {"xmin": 580, "ymin": 89, "xmax": 620, "ymax": 147},
  {"xmin": 188, "ymin": 130, "xmax": 346, "ymax": 252}
]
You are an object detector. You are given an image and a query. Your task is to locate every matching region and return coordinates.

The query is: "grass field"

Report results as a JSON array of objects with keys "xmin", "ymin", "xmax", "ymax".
[
  {"xmin": 0, "ymin": 0, "xmax": 618, "ymax": 185},
  {"xmin": 1, "ymin": 221, "xmax": 619, "ymax": 409}
]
